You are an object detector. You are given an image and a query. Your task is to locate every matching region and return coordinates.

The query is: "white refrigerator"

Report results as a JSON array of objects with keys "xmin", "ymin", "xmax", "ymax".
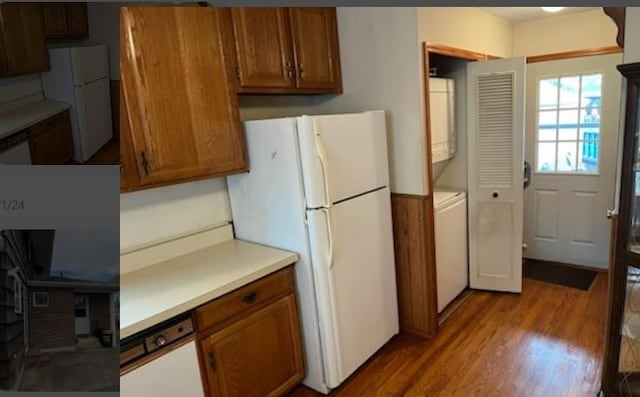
[
  {"xmin": 41, "ymin": 45, "xmax": 113, "ymax": 162},
  {"xmin": 227, "ymin": 110, "xmax": 399, "ymax": 394}
]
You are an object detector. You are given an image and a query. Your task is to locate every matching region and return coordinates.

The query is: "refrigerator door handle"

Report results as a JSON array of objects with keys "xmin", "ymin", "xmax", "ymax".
[
  {"xmin": 321, "ymin": 208, "xmax": 335, "ymax": 269},
  {"xmin": 313, "ymin": 119, "xmax": 332, "ymax": 208}
]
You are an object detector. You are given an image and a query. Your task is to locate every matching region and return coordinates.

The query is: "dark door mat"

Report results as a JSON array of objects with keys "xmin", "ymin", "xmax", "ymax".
[{"xmin": 523, "ymin": 259, "xmax": 598, "ymax": 291}]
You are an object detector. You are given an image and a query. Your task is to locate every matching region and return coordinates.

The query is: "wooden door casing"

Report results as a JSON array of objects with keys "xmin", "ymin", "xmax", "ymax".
[
  {"xmin": 289, "ymin": 7, "xmax": 341, "ymax": 92},
  {"xmin": 231, "ymin": 7, "xmax": 295, "ymax": 90},
  {"xmin": 120, "ymin": 7, "xmax": 247, "ymax": 187},
  {"xmin": 200, "ymin": 294, "xmax": 304, "ymax": 397}
]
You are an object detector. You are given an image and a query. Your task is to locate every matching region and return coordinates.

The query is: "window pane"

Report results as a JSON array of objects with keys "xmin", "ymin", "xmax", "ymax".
[
  {"xmin": 539, "ymin": 78, "xmax": 558, "ymax": 109},
  {"xmin": 581, "ymin": 74, "xmax": 602, "ymax": 106},
  {"xmin": 578, "ymin": 140, "xmax": 599, "ymax": 173},
  {"xmin": 539, "ymin": 110, "xmax": 557, "ymax": 127},
  {"xmin": 539, "ymin": 128, "xmax": 556, "ymax": 141},
  {"xmin": 538, "ymin": 142, "xmax": 556, "ymax": 172},
  {"xmin": 559, "ymin": 109, "xmax": 579, "ymax": 126},
  {"xmin": 557, "ymin": 142, "xmax": 577, "ymax": 172},
  {"xmin": 558, "ymin": 128, "xmax": 578, "ymax": 141},
  {"xmin": 559, "ymin": 76, "xmax": 580, "ymax": 108}
]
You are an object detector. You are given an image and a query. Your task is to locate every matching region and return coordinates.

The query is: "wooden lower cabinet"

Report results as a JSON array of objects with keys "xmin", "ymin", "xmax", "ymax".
[
  {"xmin": 195, "ymin": 267, "xmax": 304, "ymax": 397},
  {"xmin": 28, "ymin": 110, "xmax": 74, "ymax": 164}
]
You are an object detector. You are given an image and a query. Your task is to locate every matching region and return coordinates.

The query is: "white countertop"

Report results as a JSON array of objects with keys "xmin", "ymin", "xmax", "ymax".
[
  {"xmin": 120, "ymin": 239, "xmax": 298, "ymax": 339},
  {"xmin": 0, "ymin": 99, "xmax": 70, "ymax": 139}
]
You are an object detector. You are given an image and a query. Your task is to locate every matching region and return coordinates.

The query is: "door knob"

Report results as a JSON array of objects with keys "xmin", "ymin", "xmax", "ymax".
[{"xmin": 606, "ymin": 209, "xmax": 617, "ymax": 219}]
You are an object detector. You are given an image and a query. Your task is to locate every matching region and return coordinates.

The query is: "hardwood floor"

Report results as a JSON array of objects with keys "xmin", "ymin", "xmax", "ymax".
[{"xmin": 290, "ymin": 273, "xmax": 608, "ymax": 397}]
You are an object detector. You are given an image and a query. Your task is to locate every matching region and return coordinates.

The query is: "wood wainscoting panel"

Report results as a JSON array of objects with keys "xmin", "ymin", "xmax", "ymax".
[{"xmin": 391, "ymin": 193, "xmax": 437, "ymax": 338}]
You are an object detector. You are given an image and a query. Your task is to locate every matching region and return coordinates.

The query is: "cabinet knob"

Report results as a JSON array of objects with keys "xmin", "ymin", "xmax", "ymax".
[
  {"xmin": 492, "ymin": 191, "xmax": 499, "ymax": 198},
  {"xmin": 242, "ymin": 291, "xmax": 257, "ymax": 303},
  {"xmin": 154, "ymin": 334, "xmax": 167, "ymax": 347}
]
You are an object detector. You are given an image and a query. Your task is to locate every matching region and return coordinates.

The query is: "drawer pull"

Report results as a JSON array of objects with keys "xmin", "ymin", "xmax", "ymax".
[{"xmin": 242, "ymin": 291, "xmax": 257, "ymax": 303}]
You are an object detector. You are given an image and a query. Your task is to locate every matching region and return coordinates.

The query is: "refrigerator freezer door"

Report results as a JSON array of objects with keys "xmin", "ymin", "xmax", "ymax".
[
  {"xmin": 73, "ymin": 78, "xmax": 113, "ymax": 162},
  {"xmin": 298, "ymin": 110, "xmax": 390, "ymax": 209},
  {"xmin": 306, "ymin": 187, "xmax": 398, "ymax": 388},
  {"xmin": 71, "ymin": 45, "xmax": 110, "ymax": 85}
]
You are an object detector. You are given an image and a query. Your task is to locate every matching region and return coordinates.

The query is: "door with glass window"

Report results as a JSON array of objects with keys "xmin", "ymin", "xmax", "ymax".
[
  {"xmin": 74, "ymin": 295, "xmax": 90, "ymax": 335},
  {"xmin": 524, "ymin": 53, "xmax": 622, "ymax": 268}
]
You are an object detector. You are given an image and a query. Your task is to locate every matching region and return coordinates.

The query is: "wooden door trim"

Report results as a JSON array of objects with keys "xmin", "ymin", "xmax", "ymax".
[
  {"xmin": 526, "ymin": 46, "xmax": 622, "ymax": 64},
  {"xmin": 424, "ymin": 43, "xmax": 499, "ymax": 62}
]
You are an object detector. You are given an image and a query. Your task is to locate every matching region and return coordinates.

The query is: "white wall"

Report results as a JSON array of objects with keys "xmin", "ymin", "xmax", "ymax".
[
  {"xmin": 624, "ymin": 8, "xmax": 640, "ymax": 63},
  {"xmin": 86, "ymin": 3, "xmax": 121, "ymax": 79},
  {"xmin": 238, "ymin": 95, "xmax": 318, "ymax": 121},
  {"xmin": 120, "ymin": 178, "xmax": 231, "ymax": 251},
  {"xmin": 0, "ymin": 74, "xmax": 42, "ymax": 106},
  {"xmin": 513, "ymin": 9, "xmax": 618, "ymax": 57},
  {"xmin": 315, "ymin": 7, "xmax": 426, "ymax": 195},
  {"xmin": 417, "ymin": 7, "xmax": 513, "ymax": 58}
]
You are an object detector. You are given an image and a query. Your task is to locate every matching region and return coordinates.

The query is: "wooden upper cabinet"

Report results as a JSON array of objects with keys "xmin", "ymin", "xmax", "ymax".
[
  {"xmin": 119, "ymin": 84, "xmax": 138, "ymax": 192},
  {"xmin": 120, "ymin": 7, "xmax": 247, "ymax": 189},
  {"xmin": 289, "ymin": 7, "xmax": 341, "ymax": 92},
  {"xmin": 230, "ymin": 7, "xmax": 341, "ymax": 94},
  {"xmin": 43, "ymin": 3, "xmax": 89, "ymax": 39},
  {"xmin": 0, "ymin": 3, "xmax": 48, "ymax": 77},
  {"xmin": 231, "ymin": 8, "xmax": 294, "ymax": 90}
]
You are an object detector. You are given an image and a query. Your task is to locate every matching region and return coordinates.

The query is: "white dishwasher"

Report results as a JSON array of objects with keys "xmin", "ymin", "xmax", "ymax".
[
  {"xmin": 0, "ymin": 130, "xmax": 32, "ymax": 164},
  {"xmin": 120, "ymin": 315, "xmax": 204, "ymax": 397},
  {"xmin": 433, "ymin": 191, "xmax": 468, "ymax": 313}
]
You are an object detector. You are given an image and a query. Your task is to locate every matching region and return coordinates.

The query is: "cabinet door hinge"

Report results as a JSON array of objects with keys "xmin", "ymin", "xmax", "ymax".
[
  {"xmin": 235, "ymin": 66, "xmax": 241, "ymax": 82},
  {"xmin": 208, "ymin": 352, "xmax": 217, "ymax": 370},
  {"xmin": 140, "ymin": 151, "xmax": 150, "ymax": 175}
]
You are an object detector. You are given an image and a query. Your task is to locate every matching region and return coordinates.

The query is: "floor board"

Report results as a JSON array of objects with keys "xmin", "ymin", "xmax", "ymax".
[{"xmin": 290, "ymin": 273, "xmax": 607, "ymax": 397}]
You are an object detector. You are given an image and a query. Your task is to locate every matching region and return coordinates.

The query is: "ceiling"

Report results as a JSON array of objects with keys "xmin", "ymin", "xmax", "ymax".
[{"xmin": 479, "ymin": 7, "xmax": 599, "ymax": 23}]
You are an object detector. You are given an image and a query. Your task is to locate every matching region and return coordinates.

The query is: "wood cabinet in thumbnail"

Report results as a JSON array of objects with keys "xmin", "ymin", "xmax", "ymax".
[
  {"xmin": 42, "ymin": 2, "xmax": 89, "ymax": 39},
  {"xmin": 120, "ymin": 7, "xmax": 247, "ymax": 193},
  {"xmin": 0, "ymin": 3, "xmax": 49, "ymax": 78},
  {"xmin": 231, "ymin": 7, "xmax": 341, "ymax": 94},
  {"xmin": 28, "ymin": 110, "xmax": 74, "ymax": 165},
  {"xmin": 195, "ymin": 266, "xmax": 304, "ymax": 397}
]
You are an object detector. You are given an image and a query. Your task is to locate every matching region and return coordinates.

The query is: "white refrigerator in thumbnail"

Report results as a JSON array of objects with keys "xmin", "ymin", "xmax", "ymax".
[
  {"xmin": 41, "ymin": 45, "xmax": 113, "ymax": 162},
  {"xmin": 227, "ymin": 110, "xmax": 399, "ymax": 394}
]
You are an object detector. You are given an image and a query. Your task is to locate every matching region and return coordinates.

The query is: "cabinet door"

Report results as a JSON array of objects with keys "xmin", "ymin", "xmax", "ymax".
[
  {"xmin": 43, "ymin": 3, "xmax": 88, "ymax": 39},
  {"xmin": 65, "ymin": 3, "xmax": 89, "ymax": 38},
  {"xmin": 200, "ymin": 294, "xmax": 304, "ymax": 397},
  {"xmin": 42, "ymin": 3, "xmax": 68, "ymax": 37},
  {"xmin": 28, "ymin": 111, "xmax": 74, "ymax": 165},
  {"xmin": 0, "ymin": 3, "xmax": 48, "ymax": 77},
  {"xmin": 121, "ymin": 7, "xmax": 247, "ymax": 187},
  {"xmin": 289, "ymin": 7, "xmax": 341, "ymax": 91},
  {"xmin": 120, "ymin": 84, "xmax": 139, "ymax": 192},
  {"xmin": 231, "ymin": 8, "xmax": 294, "ymax": 90}
]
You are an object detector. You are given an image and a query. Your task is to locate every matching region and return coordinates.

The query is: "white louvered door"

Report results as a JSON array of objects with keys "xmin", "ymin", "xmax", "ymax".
[{"xmin": 467, "ymin": 58, "xmax": 525, "ymax": 293}]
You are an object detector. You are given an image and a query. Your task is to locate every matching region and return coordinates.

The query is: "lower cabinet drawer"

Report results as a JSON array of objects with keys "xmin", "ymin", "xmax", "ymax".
[{"xmin": 194, "ymin": 266, "xmax": 295, "ymax": 332}]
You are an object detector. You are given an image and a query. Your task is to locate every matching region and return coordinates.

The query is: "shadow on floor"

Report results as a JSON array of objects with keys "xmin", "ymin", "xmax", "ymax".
[{"xmin": 19, "ymin": 336, "xmax": 119, "ymax": 392}]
